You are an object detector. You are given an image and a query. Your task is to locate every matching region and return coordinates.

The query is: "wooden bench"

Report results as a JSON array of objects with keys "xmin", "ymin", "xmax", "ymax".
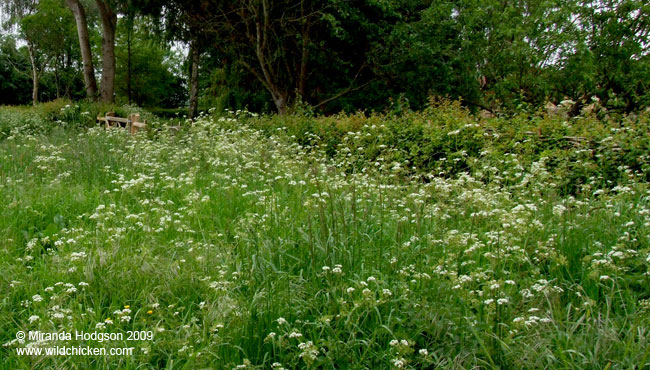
[{"xmin": 97, "ymin": 112, "xmax": 147, "ymax": 135}]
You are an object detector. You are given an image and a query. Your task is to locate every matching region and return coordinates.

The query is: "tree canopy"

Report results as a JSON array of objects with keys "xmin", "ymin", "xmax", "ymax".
[{"xmin": 0, "ymin": 0, "xmax": 648, "ymax": 114}]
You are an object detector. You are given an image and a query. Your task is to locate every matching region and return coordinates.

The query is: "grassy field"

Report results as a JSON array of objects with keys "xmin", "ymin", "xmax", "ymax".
[{"xmin": 1, "ymin": 103, "xmax": 650, "ymax": 369}]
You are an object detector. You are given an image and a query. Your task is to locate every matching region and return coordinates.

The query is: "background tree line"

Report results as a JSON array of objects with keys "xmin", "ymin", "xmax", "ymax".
[{"xmin": 1, "ymin": 0, "xmax": 649, "ymax": 116}]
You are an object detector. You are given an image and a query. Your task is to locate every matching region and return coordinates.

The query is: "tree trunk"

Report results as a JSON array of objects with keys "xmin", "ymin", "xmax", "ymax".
[
  {"xmin": 252, "ymin": 2, "xmax": 289, "ymax": 115},
  {"xmin": 297, "ymin": 2, "xmax": 310, "ymax": 98},
  {"xmin": 127, "ymin": 31, "xmax": 132, "ymax": 105},
  {"xmin": 297, "ymin": 36, "xmax": 308, "ymax": 98},
  {"xmin": 96, "ymin": 0, "xmax": 117, "ymax": 103},
  {"xmin": 65, "ymin": 0, "xmax": 97, "ymax": 100},
  {"xmin": 54, "ymin": 66, "xmax": 61, "ymax": 99},
  {"xmin": 272, "ymin": 92, "xmax": 288, "ymax": 115},
  {"xmin": 188, "ymin": 40, "xmax": 200, "ymax": 119},
  {"xmin": 27, "ymin": 42, "xmax": 39, "ymax": 106},
  {"xmin": 126, "ymin": 12, "xmax": 133, "ymax": 105}
]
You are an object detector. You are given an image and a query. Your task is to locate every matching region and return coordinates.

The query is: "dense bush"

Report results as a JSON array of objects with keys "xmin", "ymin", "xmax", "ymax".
[
  {"xmin": 0, "ymin": 100, "xmax": 161, "ymax": 139},
  {"xmin": 0, "ymin": 107, "xmax": 48, "ymax": 139},
  {"xmin": 3, "ymin": 99, "xmax": 649, "ymax": 196},
  {"xmin": 231, "ymin": 99, "xmax": 650, "ymax": 195}
]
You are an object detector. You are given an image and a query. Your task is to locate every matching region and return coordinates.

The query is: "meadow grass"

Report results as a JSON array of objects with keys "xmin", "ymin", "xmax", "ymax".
[{"xmin": 0, "ymin": 107, "xmax": 649, "ymax": 369}]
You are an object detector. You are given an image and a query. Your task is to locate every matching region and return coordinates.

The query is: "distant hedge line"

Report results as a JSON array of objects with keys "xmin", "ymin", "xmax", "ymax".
[
  {"xmin": 2, "ymin": 99, "xmax": 649, "ymax": 196},
  {"xmin": 229, "ymin": 100, "xmax": 650, "ymax": 195}
]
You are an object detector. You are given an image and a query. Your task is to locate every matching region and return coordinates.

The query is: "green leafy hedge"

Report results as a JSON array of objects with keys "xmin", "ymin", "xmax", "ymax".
[
  {"xmin": 0, "ymin": 99, "xmax": 160, "ymax": 139},
  {"xmin": 229, "ymin": 100, "xmax": 650, "ymax": 195}
]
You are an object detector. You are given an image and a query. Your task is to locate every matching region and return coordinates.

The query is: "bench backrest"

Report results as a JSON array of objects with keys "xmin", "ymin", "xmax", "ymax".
[{"xmin": 98, "ymin": 112, "xmax": 146, "ymax": 134}]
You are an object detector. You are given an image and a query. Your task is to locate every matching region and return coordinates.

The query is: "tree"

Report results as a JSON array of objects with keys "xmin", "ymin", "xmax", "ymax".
[
  {"xmin": 149, "ymin": 0, "xmax": 208, "ymax": 117},
  {"xmin": 95, "ymin": 0, "xmax": 117, "ymax": 103},
  {"xmin": 215, "ymin": 0, "xmax": 331, "ymax": 114},
  {"xmin": 17, "ymin": 0, "xmax": 83, "ymax": 104},
  {"xmin": 568, "ymin": 0, "xmax": 650, "ymax": 111},
  {"xmin": 1, "ymin": 0, "xmax": 43, "ymax": 105},
  {"xmin": 114, "ymin": 16, "xmax": 186, "ymax": 107},
  {"xmin": 64, "ymin": 0, "xmax": 120, "ymax": 103},
  {"xmin": 22, "ymin": 0, "xmax": 79, "ymax": 100},
  {"xmin": 65, "ymin": 0, "xmax": 97, "ymax": 99},
  {"xmin": 172, "ymin": 0, "xmax": 381, "ymax": 115},
  {"xmin": 0, "ymin": 36, "xmax": 32, "ymax": 104}
]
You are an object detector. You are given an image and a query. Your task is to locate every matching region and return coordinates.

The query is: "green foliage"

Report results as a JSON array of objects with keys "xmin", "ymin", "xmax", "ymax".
[
  {"xmin": 163, "ymin": 0, "xmax": 649, "ymax": 114},
  {"xmin": 0, "ymin": 106, "xmax": 48, "ymax": 138},
  {"xmin": 0, "ymin": 0, "xmax": 85, "ymax": 104},
  {"xmin": 114, "ymin": 17, "xmax": 187, "ymax": 108},
  {"xmin": 200, "ymin": 60, "xmax": 272, "ymax": 113},
  {"xmin": 20, "ymin": 0, "xmax": 75, "ymax": 58},
  {"xmin": 0, "ymin": 99, "xmax": 159, "ymax": 139},
  {"xmin": 0, "ymin": 36, "xmax": 31, "ymax": 104},
  {"xmin": 567, "ymin": 0, "xmax": 650, "ymax": 111},
  {"xmin": 1, "ymin": 106, "xmax": 650, "ymax": 368},
  {"xmin": 235, "ymin": 98, "xmax": 650, "ymax": 195},
  {"xmin": 3, "ymin": 0, "xmax": 650, "ymax": 115}
]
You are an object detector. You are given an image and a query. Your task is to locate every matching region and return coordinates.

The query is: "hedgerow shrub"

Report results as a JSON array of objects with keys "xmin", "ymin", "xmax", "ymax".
[
  {"xmin": 1, "ymin": 100, "xmax": 161, "ymax": 139},
  {"xmin": 231, "ymin": 99, "xmax": 650, "ymax": 195}
]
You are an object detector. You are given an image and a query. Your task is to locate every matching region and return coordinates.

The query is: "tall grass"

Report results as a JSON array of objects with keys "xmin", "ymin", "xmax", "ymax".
[{"xmin": 0, "ymin": 105, "xmax": 649, "ymax": 369}]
